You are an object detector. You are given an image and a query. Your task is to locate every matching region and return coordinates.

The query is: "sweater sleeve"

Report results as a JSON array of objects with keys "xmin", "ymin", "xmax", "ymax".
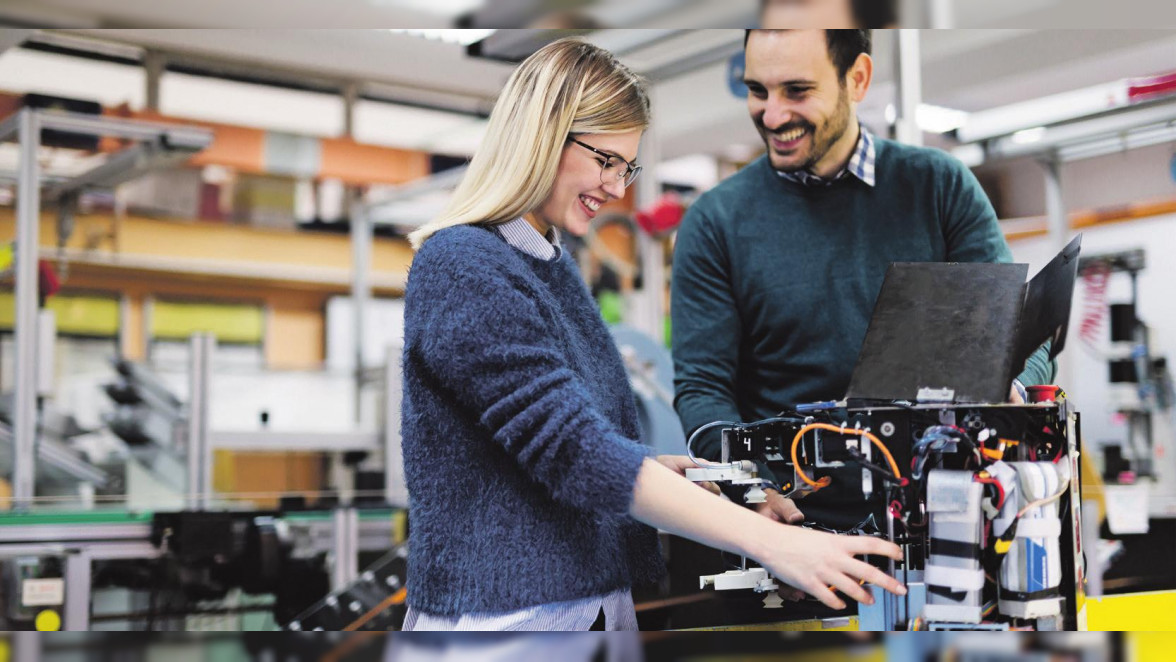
[
  {"xmin": 939, "ymin": 153, "xmax": 1012, "ymax": 266},
  {"xmin": 406, "ymin": 243, "xmax": 650, "ymax": 516},
  {"xmin": 938, "ymin": 154, "xmax": 1057, "ymax": 387},
  {"xmin": 1016, "ymin": 341, "xmax": 1056, "ymax": 387},
  {"xmin": 670, "ymin": 201, "xmax": 745, "ymax": 463}
]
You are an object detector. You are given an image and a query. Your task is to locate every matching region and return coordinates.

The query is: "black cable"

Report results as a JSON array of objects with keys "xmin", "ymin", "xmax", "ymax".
[
  {"xmin": 751, "ymin": 414, "xmax": 808, "ymax": 426},
  {"xmin": 846, "ymin": 447, "xmax": 904, "ymax": 484},
  {"xmin": 846, "ymin": 398, "xmax": 919, "ymax": 411}
]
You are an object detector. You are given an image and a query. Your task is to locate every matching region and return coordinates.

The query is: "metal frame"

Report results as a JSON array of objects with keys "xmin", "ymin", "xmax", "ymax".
[
  {"xmin": 6, "ymin": 109, "xmax": 42, "ymax": 507},
  {"xmin": 632, "ymin": 85, "xmax": 665, "ymax": 344},
  {"xmin": 182, "ymin": 332, "xmax": 388, "ymax": 514},
  {"xmin": 0, "ymin": 106, "xmax": 398, "ymax": 629},
  {"xmin": 0, "ymin": 522, "xmax": 151, "ymax": 544},
  {"xmin": 351, "ymin": 194, "xmax": 372, "ymax": 425},
  {"xmin": 63, "ymin": 551, "xmax": 92, "ymax": 630},
  {"xmin": 12, "ymin": 631, "xmax": 40, "ymax": 661},
  {"xmin": 183, "ymin": 330, "xmax": 399, "ymax": 505},
  {"xmin": 3, "ymin": 109, "xmax": 213, "ymax": 508},
  {"xmin": 0, "ymin": 421, "xmax": 114, "ymax": 488},
  {"xmin": 383, "ymin": 343, "xmax": 407, "ymax": 507},
  {"xmin": 186, "ymin": 333, "xmax": 215, "ymax": 510},
  {"xmin": 956, "ymin": 98, "xmax": 1176, "ymax": 166},
  {"xmin": 331, "ymin": 507, "xmax": 360, "ymax": 590},
  {"xmin": 0, "ymin": 512, "xmax": 392, "ymax": 631},
  {"xmin": 894, "ymin": 30, "xmax": 924, "ymax": 147}
]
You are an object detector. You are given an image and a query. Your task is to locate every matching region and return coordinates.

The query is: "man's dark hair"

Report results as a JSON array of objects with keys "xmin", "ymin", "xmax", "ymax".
[
  {"xmin": 852, "ymin": 0, "xmax": 898, "ymax": 26},
  {"xmin": 743, "ymin": 29, "xmax": 872, "ymax": 80},
  {"xmin": 757, "ymin": 0, "xmax": 897, "ymax": 27}
]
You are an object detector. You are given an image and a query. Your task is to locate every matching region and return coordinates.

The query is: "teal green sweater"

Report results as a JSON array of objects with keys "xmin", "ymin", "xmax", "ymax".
[{"xmin": 671, "ymin": 139, "xmax": 1054, "ymax": 474}]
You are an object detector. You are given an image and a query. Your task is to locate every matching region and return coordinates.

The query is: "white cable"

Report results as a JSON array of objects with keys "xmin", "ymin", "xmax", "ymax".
[
  {"xmin": 686, "ymin": 420, "xmax": 741, "ymax": 468},
  {"xmin": 686, "ymin": 416, "xmax": 806, "ymax": 468},
  {"xmin": 1016, "ymin": 462, "xmax": 1073, "ymax": 519},
  {"xmin": 1016, "ymin": 482, "xmax": 1070, "ymax": 519}
]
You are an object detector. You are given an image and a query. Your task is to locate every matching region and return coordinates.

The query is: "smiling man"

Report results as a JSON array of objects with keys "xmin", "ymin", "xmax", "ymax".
[
  {"xmin": 746, "ymin": 29, "xmax": 864, "ymax": 181},
  {"xmin": 671, "ymin": 29, "xmax": 1056, "ymax": 529}
]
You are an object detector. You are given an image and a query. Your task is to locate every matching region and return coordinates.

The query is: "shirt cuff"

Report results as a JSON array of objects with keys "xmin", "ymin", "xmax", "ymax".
[{"xmin": 1012, "ymin": 378, "xmax": 1028, "ymax": 403}]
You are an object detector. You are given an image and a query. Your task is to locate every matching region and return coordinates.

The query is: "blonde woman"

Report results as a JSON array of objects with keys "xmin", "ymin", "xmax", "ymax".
[{"xmin": 401, "ymin": 37, "xmax": 906, "ymax": 631}]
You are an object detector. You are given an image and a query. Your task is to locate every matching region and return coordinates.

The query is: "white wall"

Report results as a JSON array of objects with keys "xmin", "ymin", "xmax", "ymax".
[
  {"xmin": 984, "ymin": 143, "xmax": 1176, "ymax": 219},
  {"xmin": 159, "ymin": 368, "xmax": 377, "ymax": 433},
  {"xmin": 325, "ymin": 296, "xmax": 405, "ymax": 372},
  {"xmin": 1008, "ymin": 212, "xmax": 1176, "ymax": 449},
  {"xmin": 41, "ymin": 339, "xmax": 375, "ymax": 440}
]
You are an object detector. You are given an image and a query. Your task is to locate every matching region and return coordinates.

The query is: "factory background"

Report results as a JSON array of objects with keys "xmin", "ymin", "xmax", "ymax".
[{"xmin": 0, "ymin": 0, "xmax": 1175, "ymax": 655}]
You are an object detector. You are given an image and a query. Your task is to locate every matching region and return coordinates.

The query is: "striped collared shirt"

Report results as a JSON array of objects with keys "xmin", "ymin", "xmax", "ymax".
[
  {"xmin": 776, "ymin": 122, "xmax": 876, "ymax": 188},
  {"xmin": 494, "ymin": 217, "xmax": 562, "ymax": 261},
  {"xmin": 403, "ymin": 589, "xmax": 637, "ymax": 631},
  {"xmin": 384, "ymin": 632, "xmax": 643, "ymax": 662}
]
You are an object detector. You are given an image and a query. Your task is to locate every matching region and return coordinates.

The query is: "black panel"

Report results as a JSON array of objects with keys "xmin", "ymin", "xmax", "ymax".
[
  {"xmin": 847, "ymin": 262, "xmax": 1028, "ymax": 404},
  {"xmin": 1015, "ymin": 234, "xmax": 1083, "ymax": 367}
]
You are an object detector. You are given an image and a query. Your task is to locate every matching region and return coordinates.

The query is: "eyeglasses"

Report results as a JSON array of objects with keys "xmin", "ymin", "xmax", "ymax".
[{"xmin": 567, "ymin": 136, "xmax": 642, "ymax": 188}]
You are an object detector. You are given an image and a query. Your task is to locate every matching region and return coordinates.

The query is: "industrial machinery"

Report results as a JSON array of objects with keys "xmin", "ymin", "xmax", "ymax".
[
  {"xmin": 1077, "ymin": 249, "xmax": 1174, "ymax": 486},
  {"xmin": 0, "ymin": 507, "xmax": 403, "ymax": 631},
  {"xmin": 687, "ymin": 237, "xmax": 1086, "ymax": 631},
  {"xmin": 688, "ymin": 396, "xmax": 1083, "ymax": 631},
  {"xmin": 284, "ymin": 543, "xmax": 408, "ymax": 632}
]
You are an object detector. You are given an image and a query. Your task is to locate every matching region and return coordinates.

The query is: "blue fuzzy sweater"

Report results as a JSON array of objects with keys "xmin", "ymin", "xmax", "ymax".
[{"xmin": 401, "ymin": 224, "xmax": 664, "ymax": 617}]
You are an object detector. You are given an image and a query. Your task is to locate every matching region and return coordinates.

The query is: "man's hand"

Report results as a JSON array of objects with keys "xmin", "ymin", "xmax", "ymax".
[
  {"xmin": 655, "ymin": 455, "xmax": 721, "ymax": 495},
  {"xmin": 755, "ymin": 488, "xmax": 805, "ymax": 524},
  {"xmin": 752, "ymin": 489, "xmax": 805, "ymax": 600},
  {"xmin": 1009, "ymin": 382, "xmax": 1025, "ymax": 404}
]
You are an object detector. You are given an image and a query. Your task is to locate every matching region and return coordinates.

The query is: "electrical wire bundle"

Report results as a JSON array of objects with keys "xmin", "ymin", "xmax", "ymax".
[
  {"xmin": 910, "ymin": 425, "xmax": 980, "ymax": 480},
  {"xmin": 691, "ymin": 405, "xmax": 1076, "ymax": 628},
  {"xmin": 789, "ymin": 422, "xmax": 905, "ymax": 491},
  {"xmin": 914, "ymin": 423, "xmax": 1072, "ymax": 627}
]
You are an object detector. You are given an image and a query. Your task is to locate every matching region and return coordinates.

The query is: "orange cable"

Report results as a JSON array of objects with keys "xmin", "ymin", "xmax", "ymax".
[
  {"xmin": 790, "ymin": 423, "xmax": 903, "ymax": 490},
  {"xmin": 342, "ymin": 586, "xmax": 408, "ymax": 632}
]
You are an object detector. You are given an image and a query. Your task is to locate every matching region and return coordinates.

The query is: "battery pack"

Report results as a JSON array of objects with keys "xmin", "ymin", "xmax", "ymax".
[
  {"xmin": 990, "ymin": 461, "xmax": 1066, "ymax": 619},
  {"xmin": 923, "ymin": 470, "xmax": 985, "ymax": 623}
]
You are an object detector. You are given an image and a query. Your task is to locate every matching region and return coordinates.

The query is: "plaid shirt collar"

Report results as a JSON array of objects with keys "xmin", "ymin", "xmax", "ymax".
[{"xmin": 775, "ymin": 122, "xmax": 876, "ymax": 188}]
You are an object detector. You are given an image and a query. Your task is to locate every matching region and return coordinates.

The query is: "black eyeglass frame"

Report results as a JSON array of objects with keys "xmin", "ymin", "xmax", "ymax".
[{"xmin": 567, "ymin": 136, "xmax": 643, "ymax": 188}]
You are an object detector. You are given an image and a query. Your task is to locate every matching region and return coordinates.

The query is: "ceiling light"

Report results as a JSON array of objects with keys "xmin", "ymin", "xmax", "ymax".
[
  {"xmin": 1010, "ymin": 127, "xmax": 1047, "ymax": 145},
  {"xmin": 884, "ymin": 103, "xmax": 969, "ymax": 134},
  {"xmin": 917, "ymin": 103, "xmax": 969, "ymax": 134},
  {"xmin": 387, "ymin": 30, "xmax": 496, "ymax": 46},
  {"xmin": 371, "ymin": 0, "xmax": 485, "ymax": 15}
]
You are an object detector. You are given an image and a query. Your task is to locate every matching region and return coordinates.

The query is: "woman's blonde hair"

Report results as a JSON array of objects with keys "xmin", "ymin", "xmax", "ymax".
[{"xmin": 407, "ymin": 37, "xmax": 649, "ymax": 250}]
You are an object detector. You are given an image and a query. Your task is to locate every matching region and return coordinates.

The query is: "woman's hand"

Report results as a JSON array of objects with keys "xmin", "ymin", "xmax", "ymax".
[
  {"xmin": 630, "ymin": 457, "xmax": 906, "ymax": 611},
  {"xmin": 746, "ymin": 520, "xmax": 906, "ymax": 610}
]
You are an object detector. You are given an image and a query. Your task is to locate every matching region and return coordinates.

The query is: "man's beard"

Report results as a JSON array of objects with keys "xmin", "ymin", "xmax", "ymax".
[{"xmin": 764, "ymin": 84, "xmax": 851, "ymax": 173}]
